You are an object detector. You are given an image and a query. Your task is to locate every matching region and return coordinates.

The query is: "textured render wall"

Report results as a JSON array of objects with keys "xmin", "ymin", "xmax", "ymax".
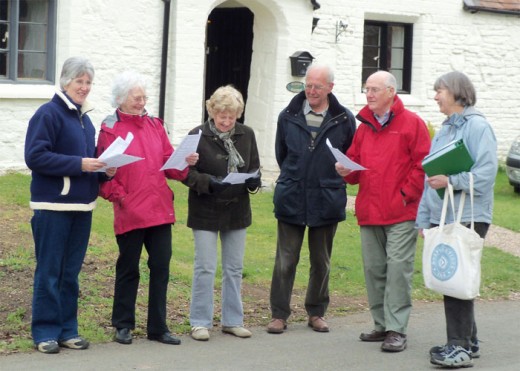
[
  {"xmin": 309, "ymin": 0, "xmax": 520, "ymax": 157},
  {"xmin": 166, "ymin": 0, "xmax": 314, "ymax": 181},
  {"xmin": 2, "ymin": 0, "xmax": 520, "ymax": 174},
  {"xmin": 0, "ymin": 0, "xmax": 165, "ymax": 173}
]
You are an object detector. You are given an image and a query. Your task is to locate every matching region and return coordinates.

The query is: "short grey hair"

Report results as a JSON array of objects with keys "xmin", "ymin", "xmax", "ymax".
[
  {"xmin": 433, "ymin": 71, "xmax": 476, "ymax": 107},
  {"xmin": 59, "ymin": 56, "xmax": 95, "ymax": 89},
  {"xmin": 383, "ymin": 72, "xmax": 397, "ymax": 90},
  {"xmin": 305, "ymin": 62, "xmax": 335, "ymax": 83},
  {"xmin": 110, "ymin": 70, "xmax": 148, "ymax": 108}
]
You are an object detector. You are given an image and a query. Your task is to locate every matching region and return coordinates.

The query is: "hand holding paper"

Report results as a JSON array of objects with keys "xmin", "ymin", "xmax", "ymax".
[
  {"xmin": 161, "ymin": 131, "xmax": 201, "ymax": 171},
  {"xmin": 326, "ymin": 139, "xmax": 367, "ymax": 171},
  {"xmin": 97, "ymin": 132, "xmax": 144, "ymax": 172},
  {"xmin": 222, "ymin": 169, "xmax": 260, "ymax": 185}
]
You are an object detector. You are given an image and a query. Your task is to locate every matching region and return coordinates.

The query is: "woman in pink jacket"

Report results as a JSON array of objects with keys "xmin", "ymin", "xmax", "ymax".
[{"xmin": 97, "ymin": 71, "xmax": 198, "ymax": 346}]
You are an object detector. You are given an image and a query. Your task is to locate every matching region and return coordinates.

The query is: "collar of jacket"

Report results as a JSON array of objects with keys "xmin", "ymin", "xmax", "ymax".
[
  {"xmin": 442, "ymin": 106, "xmax": 484, "ymax": 128},
  {"xmin": 55, "ymin": 89, "xmax": 94, "ymax": 115},
  {"xmin": 356, "ymin": 94, "xmax": 405, "ymax": 131},
  {"xmin": 285, "ymin": 91, "xmax": 345, "ymax": 118}
]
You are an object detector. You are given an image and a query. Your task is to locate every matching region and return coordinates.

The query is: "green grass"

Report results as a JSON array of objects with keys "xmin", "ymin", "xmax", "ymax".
[{"xmin": 0, "ymin": 168, "xmax": 519, "ymax": 353}]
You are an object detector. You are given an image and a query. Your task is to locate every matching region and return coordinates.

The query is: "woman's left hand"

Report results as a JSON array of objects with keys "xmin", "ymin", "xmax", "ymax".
[{"xmin": 186, "ymin": 152, "xmax": 199, "ymax": 166}]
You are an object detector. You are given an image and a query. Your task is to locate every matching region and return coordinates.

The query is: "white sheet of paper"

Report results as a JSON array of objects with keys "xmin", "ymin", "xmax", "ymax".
[
  {"xmin": 222, "ymin": 169, "xmax": 260, "ymax": 185},
  {"xmin": 97, "ymin": 132, "xmax": 144, "ymax": 172},
  {"xmin": 326, "ymin": 138, "xmax": 367, "ymax": 171},
  {"xmin": 160, "ymin": 131, "xmax": 201, "ymax": 171}
]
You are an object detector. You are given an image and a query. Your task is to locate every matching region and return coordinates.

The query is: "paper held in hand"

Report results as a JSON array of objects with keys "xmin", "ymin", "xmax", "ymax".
[
  {"xmin": 160, "ymin": 131, "xmax": 202, "ymax": 171},
  {"xmin": 326, "ymin": 139, "xmax": 367, "ymax": 171},
  {"xmin": 222, "ymin": 169, "xmax": 260, "ymax": 185},
  {"xmin": 97, "ymin": 132, "xmax": 144, "ymax": 172}
]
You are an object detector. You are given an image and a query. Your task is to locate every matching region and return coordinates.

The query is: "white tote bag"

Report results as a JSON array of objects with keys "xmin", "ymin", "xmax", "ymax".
[{"xmin": 422, "ymin": 174, "xmax": 484, "ymax": 300}]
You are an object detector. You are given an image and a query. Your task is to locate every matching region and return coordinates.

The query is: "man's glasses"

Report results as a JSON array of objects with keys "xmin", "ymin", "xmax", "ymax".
[
  {"xmin": 305, "ymin": 84, "xmax": 326, "ymax": 91},
  {"xmin": 362, "ymin": 87, "xmax": 390, "ymax": 94}
]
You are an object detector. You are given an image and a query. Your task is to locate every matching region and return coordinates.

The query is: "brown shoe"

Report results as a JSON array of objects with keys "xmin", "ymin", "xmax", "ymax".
[
  {"xmin": 381, "ymin": 331, "xmax": 407, "ymax": 352},
  {"xmin": 267, "ymin": 318, "xmax": 287, "ymax": 334},
  {"xmin": 359, "ymin": 330, "xmax": 386, "ymax": 342},
  {"xmin": 308, "ymin": 316, "xmax": 329, "ymax": 332}
]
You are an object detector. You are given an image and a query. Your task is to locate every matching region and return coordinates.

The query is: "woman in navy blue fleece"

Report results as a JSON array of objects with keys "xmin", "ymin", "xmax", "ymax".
[{"xmin": 24, "ymin": 56, "xmax": 115, "ymax": 354}]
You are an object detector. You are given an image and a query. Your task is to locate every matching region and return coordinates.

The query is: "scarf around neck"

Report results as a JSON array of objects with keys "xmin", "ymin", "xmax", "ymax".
[{"xmin": 209, "ymin": 120, "xmax": 245, "ymax": 173}]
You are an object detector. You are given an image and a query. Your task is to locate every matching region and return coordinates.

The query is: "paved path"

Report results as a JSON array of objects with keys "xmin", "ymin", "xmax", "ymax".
[{"xmin": 2, "ymin": 300, "xmax": 518, "ymax": 371}]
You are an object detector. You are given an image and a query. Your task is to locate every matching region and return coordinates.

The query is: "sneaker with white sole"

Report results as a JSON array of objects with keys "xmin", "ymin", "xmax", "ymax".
[
  {"xmin": 430, "ymin": 344, "xmax": 473, "ymax": 368},
  {"xmin": 36, "ymin": 340, "xmax": 60, "ymax": 354},
  {"xmin": 191, "ymin": 327, "xmax": 210, "ymax": 341},
  {"xmin": 222, "ymin": 326, "xmax": 252, "ymax": 338},
  {"xmin": 58, "ymin": 337, "xmax": 89, "ymax": 350},
  {"xmin": 430, "ymin": 342, "xmax": 480, "ymax": 359}
]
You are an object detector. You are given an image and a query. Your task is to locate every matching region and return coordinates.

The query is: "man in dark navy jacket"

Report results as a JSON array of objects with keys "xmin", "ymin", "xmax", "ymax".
[{"xmin": 267, "ymin": 63, "xmax": 356, "ymax": 334}]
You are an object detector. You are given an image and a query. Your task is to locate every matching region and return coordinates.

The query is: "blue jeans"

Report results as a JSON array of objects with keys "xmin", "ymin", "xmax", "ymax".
[
  {"xmin": 190, "ymin": 229, "xmax": 247, "ymax": 328},
  {"xmin": 31, "ymin": 210, "xmax": 92, "ymax": 344}
]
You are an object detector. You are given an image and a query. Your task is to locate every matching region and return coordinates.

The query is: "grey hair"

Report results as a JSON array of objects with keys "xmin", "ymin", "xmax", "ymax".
[
  {"xmin": 433, "ymin": 71, "xmax": 476, "ymax": 107},
  {"xmin": 59, "ymin": 56, "xmax": 95, "ymax": 89},
  {"xmin": 305, "ymin": 62, "xmax": 335, "ymax": 83},
  {"xmin": 384, "ymin": 72, "xmax": 397, "ymax": 90},
  {"xmin": 206, "ymin": 85, "xmax": 245, "ymax": 119},
  {"xmin": 110, "ymin": 70, "xmax": 148, "ymax": 108}
]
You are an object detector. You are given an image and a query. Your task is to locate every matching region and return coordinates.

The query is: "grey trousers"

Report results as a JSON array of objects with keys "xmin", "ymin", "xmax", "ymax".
[{"xmin": 360, "ymin": 221, "xmax": 418, "ymax": 334}]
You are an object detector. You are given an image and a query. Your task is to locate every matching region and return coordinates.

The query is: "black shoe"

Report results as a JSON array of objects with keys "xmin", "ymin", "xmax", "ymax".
[
  {"xmin": 147, "ymin": 332, "xmax": 181, "ymax": 345},
  {"xmin": 115, "ymin": 328, "xmax": 132, "ymax": 345}
]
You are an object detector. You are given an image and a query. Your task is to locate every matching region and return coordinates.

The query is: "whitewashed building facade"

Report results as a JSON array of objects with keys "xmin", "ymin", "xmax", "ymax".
[{"xmin": 1, "ymin": 0, "xmax": 519, "ymax": 181}]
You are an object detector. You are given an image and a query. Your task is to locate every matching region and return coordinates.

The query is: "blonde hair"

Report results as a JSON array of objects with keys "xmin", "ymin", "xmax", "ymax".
[{"xmin": 206, "ymin": 85, "xmax": 245, "ymax": 119}]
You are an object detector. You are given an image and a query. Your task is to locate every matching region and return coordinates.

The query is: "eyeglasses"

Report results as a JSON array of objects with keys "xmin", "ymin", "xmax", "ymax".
[
  {"xmin": 129, "ymin": 95, "xmax": 149, "ymax": 103},
  {"xmin": 362, "ymin": 87, "xmax": 389, "ymax": 94},
  {"xmin": 304, "ymin": 84, "xmax": 326, "ymax": 91}
]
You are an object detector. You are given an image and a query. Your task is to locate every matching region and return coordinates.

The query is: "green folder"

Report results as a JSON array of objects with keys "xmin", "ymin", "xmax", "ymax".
[{"xmin": 422, "ymin": 139, "xmax": 474, "ymax": 198}]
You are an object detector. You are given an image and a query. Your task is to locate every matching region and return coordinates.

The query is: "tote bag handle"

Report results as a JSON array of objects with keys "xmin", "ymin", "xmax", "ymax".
[{"xmin": 455, "ymin": 172, "xmax": 476, "ymax": 231}]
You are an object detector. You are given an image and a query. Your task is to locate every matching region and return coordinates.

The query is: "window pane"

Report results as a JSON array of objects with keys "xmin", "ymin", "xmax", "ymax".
[
  {"xmin": 390, "ymin": 48, "xmax": 404, "ymax": 69},
  {"xmin": 18, "ymin": 51, "xmax": 46, "ymax": 79},
  {"xmin": 18, "ymin": 23, "xmax": 46, "ymax": 51},
  {"xmin": 363, "ymin": 46, "xmax": 380, "ymax": 68},
  {"xmin": 364, "ymin": 25, "xmax": 381, "ymax": 46},
  {"xmin": 17, "ymin": 0, "xmax": 49, "ymax": 80},
  {"xmin": 390, "ymin": 26, "xmax": 405, "ymax": 47},
  {"xmin": 20, "ymin": 0, "xmax": 48, "ymax": 22},
  {"xmin": 0, "ymin": 0, "xmax": 9, "ymax": 22}
]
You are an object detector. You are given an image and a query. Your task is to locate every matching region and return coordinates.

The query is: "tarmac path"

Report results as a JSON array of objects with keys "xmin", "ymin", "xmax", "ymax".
[{"xmin": 1, "ymin": 299, "xmax": 518, "ymax": 371}]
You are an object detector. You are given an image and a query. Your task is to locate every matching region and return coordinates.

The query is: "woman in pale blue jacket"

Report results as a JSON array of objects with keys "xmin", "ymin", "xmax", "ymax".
[{"xmin": 416, "ymin": 71, "xmax": 498, "ymax": 369}]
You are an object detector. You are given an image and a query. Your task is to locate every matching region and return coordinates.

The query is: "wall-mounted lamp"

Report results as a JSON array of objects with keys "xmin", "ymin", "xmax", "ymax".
[{"xmin": 335, "ymin": 20, "xmax": 350, "ymax": 43}]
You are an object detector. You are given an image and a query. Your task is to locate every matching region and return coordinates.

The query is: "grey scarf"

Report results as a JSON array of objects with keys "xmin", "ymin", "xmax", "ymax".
[{"xmin": 209, "ymin": 120, "xmax": 245, "ymax": 173}]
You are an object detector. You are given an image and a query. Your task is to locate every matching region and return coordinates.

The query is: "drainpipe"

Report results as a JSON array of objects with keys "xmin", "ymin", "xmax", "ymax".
[
  {"xmin": 310, "ymin": 0, "xmax": 320, "ymax": 10},
  {"xmin": 159, "ymin": 0, "xmax": 171, "ymax": 120}
]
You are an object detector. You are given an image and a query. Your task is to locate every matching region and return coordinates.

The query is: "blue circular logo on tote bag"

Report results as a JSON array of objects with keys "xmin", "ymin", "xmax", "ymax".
[{"xmin": 431, "ymin": 243, "xmax": 458, "ymax": 281}]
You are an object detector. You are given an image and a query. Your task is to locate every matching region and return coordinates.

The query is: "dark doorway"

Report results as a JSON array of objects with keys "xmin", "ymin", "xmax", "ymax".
[{"xmin": 204, "ymin": 7, "xmax": 254, "ymax": 123}]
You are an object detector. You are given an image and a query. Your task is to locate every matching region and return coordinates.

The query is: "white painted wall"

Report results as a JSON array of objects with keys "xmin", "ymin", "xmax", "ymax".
[{"xmin": 1, "ymin": 0, "xmax": 519, "ymax": 180}]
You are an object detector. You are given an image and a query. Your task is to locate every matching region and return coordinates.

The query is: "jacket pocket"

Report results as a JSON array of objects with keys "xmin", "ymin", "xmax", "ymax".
[
  {"xmin": 274, "ymin": 177, "xmax": 302, "ymax": 217},
  {"xmin": 318, "ymin": 178, "xmax": 347, "ymax": 220}
]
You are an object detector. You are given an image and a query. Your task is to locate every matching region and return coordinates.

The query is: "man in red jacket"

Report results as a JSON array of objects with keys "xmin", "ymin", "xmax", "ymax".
[{"xmin": 336, "ymin": 71, "xmax": 431, "ymax": 352}]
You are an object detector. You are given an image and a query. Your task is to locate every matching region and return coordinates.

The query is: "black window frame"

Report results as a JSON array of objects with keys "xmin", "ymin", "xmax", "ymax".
[
  {"xmin": 0, "ymin": 0, "xmax": 57, "ymax": 84},
  {"xmin": 362, "ymin": 21, "xmax": 413, "ymax": 94}
]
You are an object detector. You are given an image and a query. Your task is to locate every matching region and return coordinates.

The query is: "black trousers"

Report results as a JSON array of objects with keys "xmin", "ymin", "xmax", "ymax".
[
  {"xmin": 112, "ymin": 224, "xmax": 172, "ymax": 335},
  {"xmin": 442, "ymin": 222, "xmax": 489, "ymax": 349},
  {"xmin": 270, "ymin": 221, "xmax": 337, "ymax": 320}
]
